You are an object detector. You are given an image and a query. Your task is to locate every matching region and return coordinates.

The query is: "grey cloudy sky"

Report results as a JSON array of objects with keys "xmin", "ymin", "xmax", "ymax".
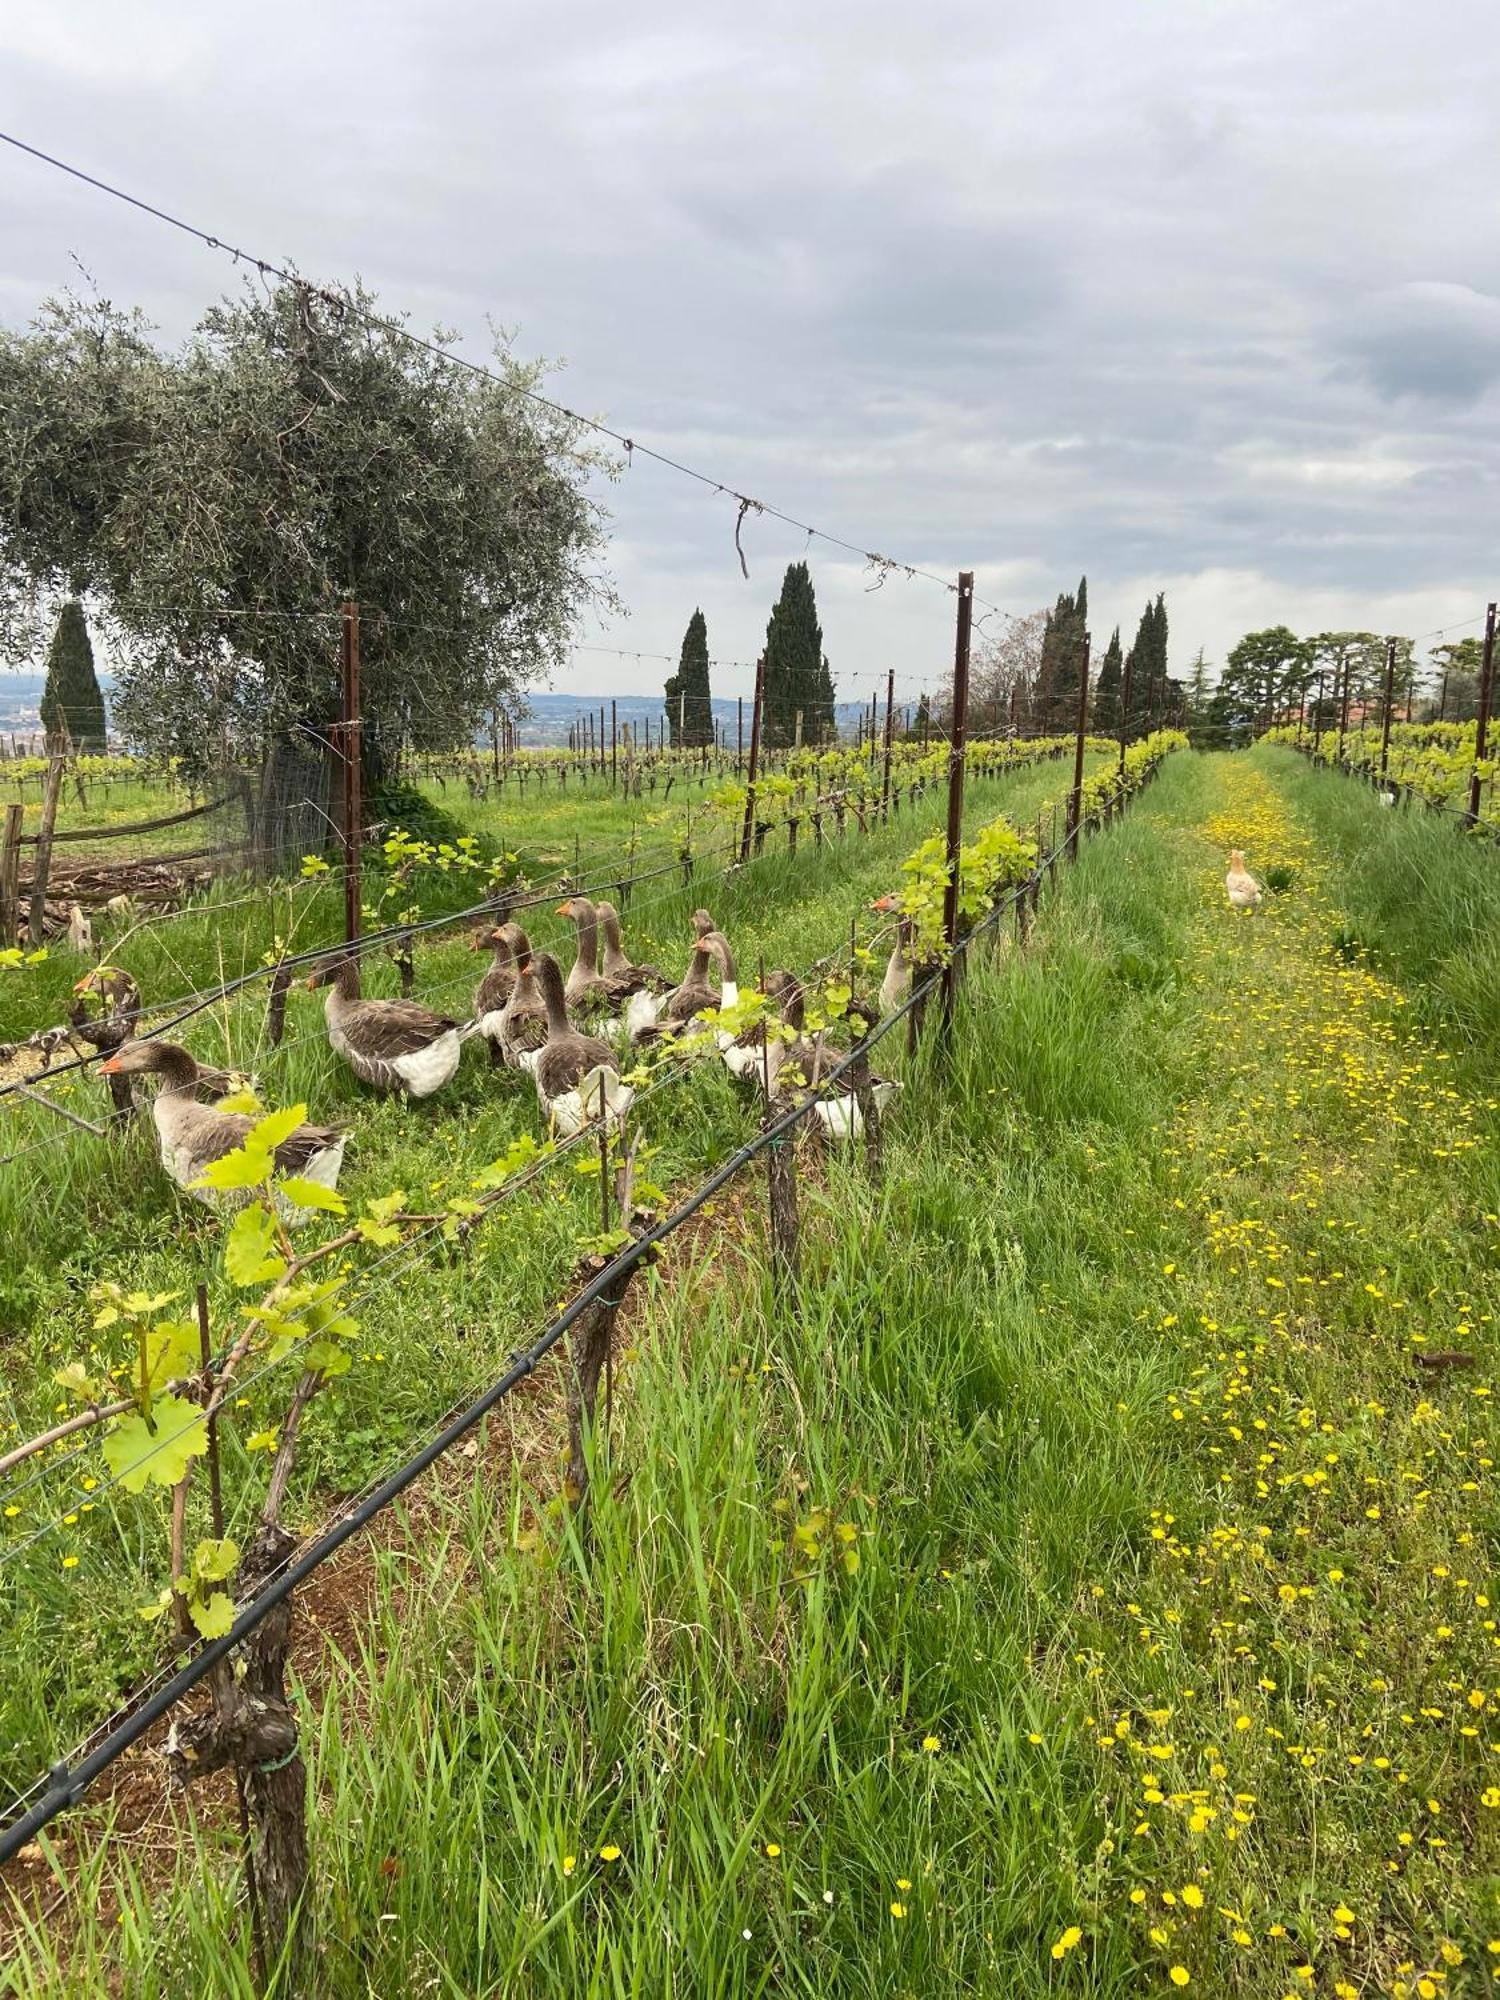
[{"xmin": 3, "ymin": 0, "xmax": 1497, "ymax": 704}]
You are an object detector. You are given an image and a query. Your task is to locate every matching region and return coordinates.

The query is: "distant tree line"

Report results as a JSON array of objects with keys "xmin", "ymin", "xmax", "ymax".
[{"xmin": 1188, "ymin": 627, "xmax": 1486, "ymax": 749}]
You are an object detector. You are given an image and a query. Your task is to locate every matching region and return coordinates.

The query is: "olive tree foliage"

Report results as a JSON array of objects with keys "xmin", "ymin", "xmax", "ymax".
[{"xmin": 0, "ymin": 280, "xmax": 615, "ymax": 839}]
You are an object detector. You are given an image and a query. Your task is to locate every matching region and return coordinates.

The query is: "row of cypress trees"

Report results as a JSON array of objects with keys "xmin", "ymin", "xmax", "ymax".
[{"xmin": 663, "ymin": 561, "xmax": 836, "ymax": 750}]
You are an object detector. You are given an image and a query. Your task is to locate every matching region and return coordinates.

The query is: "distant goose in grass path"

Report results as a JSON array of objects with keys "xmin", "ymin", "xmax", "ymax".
[
  {"xmin": 1224, "ymin": 850, "xmax": 1262, "ymax": 911},
  {"xmin": 306, "ymin": 955, "xmax": 462, "ymax": 1096},
  {"xmin": 100, "ymin": 1039, "xmax": 346, "ymax": 1219}
]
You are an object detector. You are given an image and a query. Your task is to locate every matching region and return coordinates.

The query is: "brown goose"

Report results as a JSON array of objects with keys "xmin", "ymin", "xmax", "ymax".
[
  {"xmin": 526, "ymin": 950, "xmax": 634, "ymax": 1135},
  {"xmin": 595, "ymin": 901, "xmax": 670, "ymax": 999},
  {"xmin": 630, "ymin": 933, "xmax": 724, "ymax": 1044},
  {"xmin": 471, "ymin": 926, "xmax": 518, "ymax": 1067},
  {"xmin": 724, "ymin": 966, "xmax": 806, "ymax": 1082},
  {"xmin": 99, "ymin": 1040, "xmax": 346, "ymax": 1219},
  {"xmin": 305, "ymin": 955, "xmax": 461, "ymax": 1097},
  {"xmin": 764, "ymin": 976, "xmax": 899, "ymax": 1141},
  {"xmin": 556, "ymin": 896, "xmax": 610, "ymax": 1014},
  {"xmin": 496, "ymin": 924, "xmax": 549, "ymax": 1071}
]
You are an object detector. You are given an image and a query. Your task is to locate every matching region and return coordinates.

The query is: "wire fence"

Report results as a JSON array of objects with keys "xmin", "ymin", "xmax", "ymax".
[{"xmin": 0, "ymin": 739, "xmax": 1178, "ymax": 1867}]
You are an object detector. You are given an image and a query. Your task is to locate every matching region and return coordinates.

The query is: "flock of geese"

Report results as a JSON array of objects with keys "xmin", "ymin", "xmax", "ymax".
[{"xmin": 93, "ymin": 894, "xmax": 910, "ymax": 1221}]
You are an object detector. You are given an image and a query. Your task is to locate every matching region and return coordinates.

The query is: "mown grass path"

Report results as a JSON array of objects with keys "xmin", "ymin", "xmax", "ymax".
[{"xmin": 6, "ymin": 747, "xmax": 1498, "ymax": 1999}]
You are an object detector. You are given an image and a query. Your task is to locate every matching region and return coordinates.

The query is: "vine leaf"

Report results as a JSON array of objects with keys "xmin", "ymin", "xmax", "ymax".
[
  {"xmin": 225, "ymin": 1204, "xmax": 288, "ymax": 1288},
  {"xmin": 278, "ymin": 1177, "xmax": 347, "ymax": 1214},
  {"xmin": 103, "ymin": 1394, "xmax": 208, "ymax": 1493},
  {"xmin": 190, "ymin": 1590, "xmax": 236, "ymax": 1639}
]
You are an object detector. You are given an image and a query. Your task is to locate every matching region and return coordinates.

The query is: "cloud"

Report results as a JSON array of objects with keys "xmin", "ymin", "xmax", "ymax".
[
  {"xmin": 1337, "ymin": 283, "xmax": 1500, "ymax": 406},
  {"xmin": 0, "ymin": 0, "xmax": 1495, "ymax": 701}
]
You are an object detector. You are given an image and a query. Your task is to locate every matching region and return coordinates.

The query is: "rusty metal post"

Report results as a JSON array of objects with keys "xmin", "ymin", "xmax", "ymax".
[
  {"xmin": 610, "ymin": 699, "xmax": 617, "ymax": 790},
  {"xmin": 1379, "ymin": 637, "xmax": 1396, "ymax": 779},
  {"xmin": 339, "ymin": 602, "xmax": 361, "ymax": 947},
  {"xmin": 740, "ymin": 654, "xmax": 766, "ymax": 864},
  {"xmin": 881, "ymin": 666, "xmax": 895, "ymax": 823},
  {"xmin": 1467, "ymin": 603, "xmax": 1497, "ymax": 827},
  {"xmin": 1067, "ymin": 629, "xmax": 1091, "ymax": 853},
  {"xmin": 1312, "ymin": 672, "xmax": 1325, "ymax": 755},
  {"xmin": 939, "ymin": 572, "xmax": 974, "ymax": 1037}
]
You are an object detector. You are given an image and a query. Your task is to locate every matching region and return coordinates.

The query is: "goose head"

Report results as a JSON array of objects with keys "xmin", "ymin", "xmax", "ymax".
[
  {"xmin": 304, "ymin": 953, "xmax": 360, "ymax": 997},
  {"xmin": 99, "ymin": 1038, "xmax": 199, "ymax": 1091}
]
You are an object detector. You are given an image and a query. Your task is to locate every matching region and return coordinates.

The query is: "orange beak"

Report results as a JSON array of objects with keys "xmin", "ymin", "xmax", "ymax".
[
  {"xmin": 556, "ymin": 900, "xmax": 574, "ymax": 917},
  {"xmin": 871, "ymin": 894, "xmax": 896, "ymax": 913},
  {"xmin": 303, "ymin": 973, "xmax": 319, "ymax": 991},
  {"xmin": 71, "ymin": 974, "xmax": 94, "ymax": 995},
  {"xmin": 99, "ymin": 1055, "xmax": 123, "ymax": 1074}
]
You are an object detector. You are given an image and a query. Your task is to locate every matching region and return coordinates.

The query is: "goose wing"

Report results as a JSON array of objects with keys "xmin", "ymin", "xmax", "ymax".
[{"xmin": 345, "ymin": 997, "xmax": 459, "ymax": 1057}]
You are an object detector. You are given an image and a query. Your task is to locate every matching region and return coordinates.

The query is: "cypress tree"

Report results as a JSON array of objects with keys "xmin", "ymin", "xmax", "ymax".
[
  {"xmin": 664, "ymin": 608, "xmax": 713, "ymax": 747},
  {"xmin": 1032, "ymin": 576, "xmax": 1088, "ymax": 732},
  {"xmin": 1093, "ymin": 626, "xmax": 1124, "ymax": 731},
  {"xmin": 40, "ymin": 599, "xmax": 107, "ymax": 751},
  {"xmin": 763, "ymin": 562, "xmax": 829, "ymax": 748}
]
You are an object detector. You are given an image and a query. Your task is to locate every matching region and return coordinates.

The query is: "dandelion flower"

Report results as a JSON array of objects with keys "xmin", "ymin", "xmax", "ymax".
[
  {"xmin": 890, "ymin": 1901, "xmax": 907, "ymax": 1920},
  {"xmin": 562, "ymin": 1855, "xmax": 576, "ymax": 1876},
  {"xmin": 1050, "ymin": 1926, "xmax": 1083, "ymax": 1960},
  {"xmin": 599, "ymin": 1844, "xmax": 621, "ymax": 1862},
  {"xmin": 922, "ymin": 1735, "xmax": 942, "ymax": 1753},
  {"xmin": 1180, "ymin": 1885, "xmax": 1203, "ymax": 1909},
  {"xmin": 765, "ymin": 1843, "xmax": 781, "ymax": 1858},
  {"xmin": 1170, "ymin": 1970, "xmax": 1190, "ymax": 1988}
]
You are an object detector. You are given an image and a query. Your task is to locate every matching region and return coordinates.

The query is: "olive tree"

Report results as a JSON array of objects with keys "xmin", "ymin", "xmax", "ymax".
[{"xmin": 0, "ymin": 281, "xmax": 614, "ymax": 858}]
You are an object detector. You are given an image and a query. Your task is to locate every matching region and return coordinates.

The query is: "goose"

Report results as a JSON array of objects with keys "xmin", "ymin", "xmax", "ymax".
[
  {"xmin": 764, "ymin": 980, "xmax": 900, "ymax": 1142},
  {"xmin": 631, "ymin": 933, "xmax": 728, "ymax": 1045},
  {"xmin": 98, "ymin": 1040, "xmax": 346, "ymax": 1220},
  {"xmin": 595, "ymin": 901, "xmax": 670, "ymax": 1000},
  {"xmin": 496, "ymin": 925, "xmax": 549, "ymax": 1072},
  {"xmin": 870, "ymin": 895, "xmax": 915, "ymax": 1014},
  {"xmin": 526, "ymin": 949, "xmax": 634, "ymax": 1136},
  {"xmin": 556, "ymin": 896, "xmax": 610, "ymax": 1015},
  {"xmin": 723, "ymin": 966, "xmax": 808, "ymax": 1084},
  {"xmin": 1224, "ymin": 850, "xmax": 1262, "ymax": 911},
  {"xmin": 470, "ymin": 925, "xmax": 518, "ymax": 1067},
  {"xmin": 70, "ymin": 964, "xmax": 142, "ymax": 1053},
  {"xmin": 305, "ymin": 954, "xmax": 462, "ymax": 1096}
]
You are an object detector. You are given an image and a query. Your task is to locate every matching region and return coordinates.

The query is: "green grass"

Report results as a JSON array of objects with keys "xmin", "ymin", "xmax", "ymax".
[
  {"xmin": 0, "ymin": 749, "xmax": 1098, "ymax": 1799},
  {"xmin": 6, "ymin": 745, "xmax": 1497, "ymax": 1996}
]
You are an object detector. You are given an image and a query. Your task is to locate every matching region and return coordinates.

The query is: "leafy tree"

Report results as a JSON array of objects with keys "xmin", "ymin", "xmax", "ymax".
[
  {"xmin": 0, "ymin": 282, "xmax": 611, "ymax": 858},
  {"xmin": 40, "ymin": 598, "xmax": 106, "ymax": 750},
  {"xmin": 1032, "ymin": 577, "xmax": 1088, "ymax": 732},
  {"xmin": 1218, "ymin": 627, "xmax": 1311, "ymax": 743},
  {"xmin": 762, "ymin": 562, "xmax": 834, "ymax": 747},
  {"xmin": 664, "ymin": 608, "xmax": 713, "ymax": 747},
  {"xmin": 1308, "ymin": 632, "xmax": 1383, "ymax": 731},
  {"xmin": 1092, "ymin": 626, "xmax": 1124, "ymax": 731},
  {"xmin": 1428, "ymin": 637, "xmax": 1482, "ymax": 721}
]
